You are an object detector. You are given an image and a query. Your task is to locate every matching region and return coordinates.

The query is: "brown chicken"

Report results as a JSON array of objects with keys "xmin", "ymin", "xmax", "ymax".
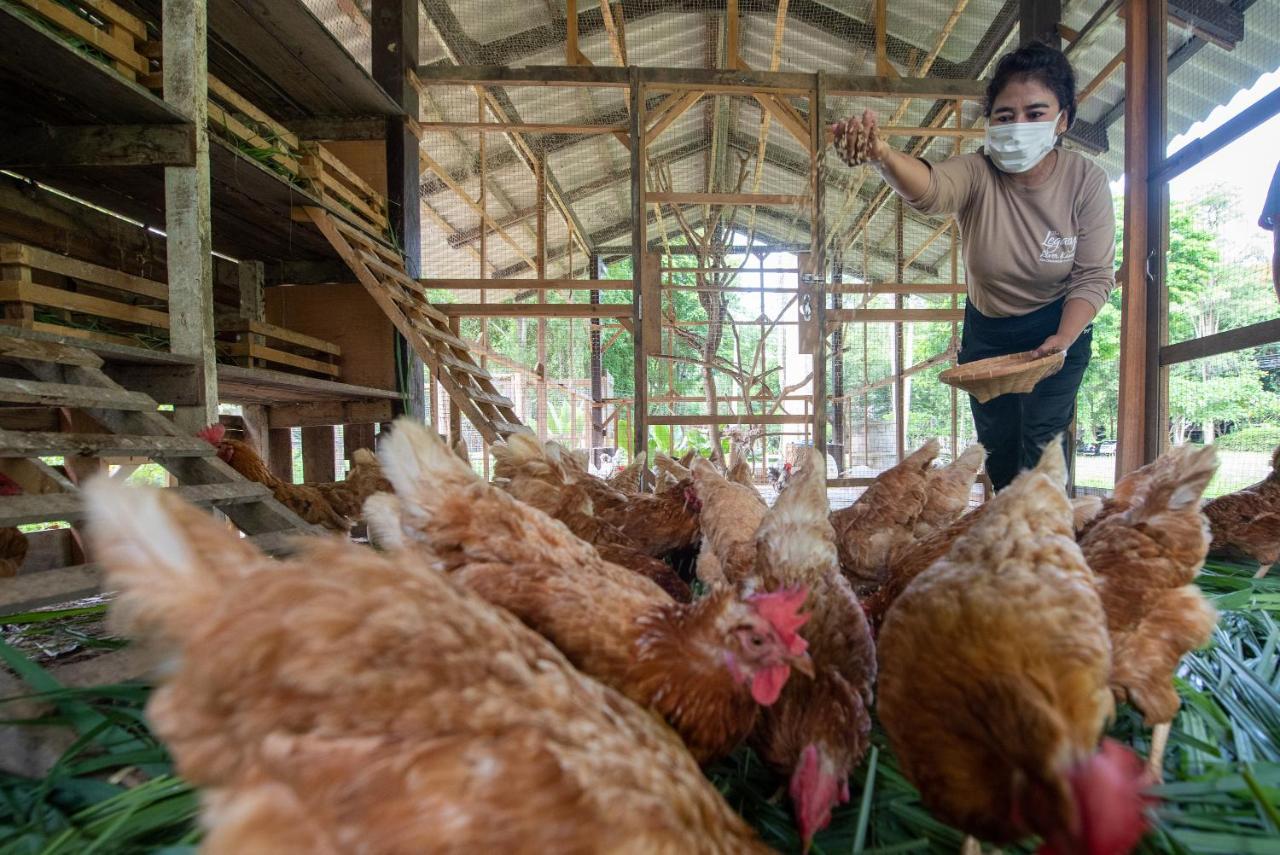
[
  {"xmin": 309, "ymin": 448, "xmax": 393, "ymax": 521},
  {"xmin": 85, "ymin": 478, "xmax": 772, "ymax": 854},
  {"xmin": 877, "ymin": 442, "xmax": 1153, "ymax": 853},
  {"xmin": 541, "ymin": 441, "xmax": 632, "ymax": 516},
  {"xmin": 726, "ymin": 446, "xmax": 756, "ymax": 489},
  {"xmin": 748, "ymin": 449, "xmax": 877, "ymax": 850},
  {"xmin": 0, "ymin": 472, "xmax": 28, "ymax": 576},
  {"xmin": 654, "ymin": 452, "xmax": 693, "ymax": 490},
  {"xmin": 197, "ymin": 424, "xmax": 349, "ymax": 532},
  {"xmin": 1203, "ymin": 444, "xmax": 1280, "ymax": 578},
  {"xmin": 914, "ymin": 442, "xmax": 985, "ymax": 538},
  {"xmin": 374, "ymin": 420, "xmax": 813, "ymax": 764},
  {"xmin": 691, "ymin": 455, "xmax": 767, "ymax": 588},
  {"xmin": 865, "ymin": 495, "xmax": 1104, "ymax": 635},
  {"xmin": 830, "ymin": 438, "xmax": 939, "ymax": 592},
  {"xmin": 492, "ymin": 434, "xmax": 690, "ymax": 601},
  {"xmin": 1080, "ymin": 445, "xmax": 1220, "ymax": 777},
  {"xmin": 606, "ymin": 451, "xmax": 648, "ymax": 492}
]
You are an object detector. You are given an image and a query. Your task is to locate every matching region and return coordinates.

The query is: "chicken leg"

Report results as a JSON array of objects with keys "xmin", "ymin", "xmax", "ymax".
[
  {"xmin": 960, "ymin": 837, "xmax": 981, "ymax": 855},
  {"xmin": 1255, "ymin": 562, "xmax": 1272, "ymax": 579},
  {"xmin": 1147, "ymin": 721, "xmax": 1171, "ymax": 782}
]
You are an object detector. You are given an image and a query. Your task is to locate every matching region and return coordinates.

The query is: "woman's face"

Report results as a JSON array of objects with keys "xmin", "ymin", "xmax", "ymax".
[{"xmin": 990, "ymin": 77, "xmax": 1068, "ymax": 135}]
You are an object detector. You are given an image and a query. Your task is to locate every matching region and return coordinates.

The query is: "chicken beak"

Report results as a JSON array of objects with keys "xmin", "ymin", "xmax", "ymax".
[{"xmin": 791, "ymin": 650, "xmax": 816, "ymax": 679}]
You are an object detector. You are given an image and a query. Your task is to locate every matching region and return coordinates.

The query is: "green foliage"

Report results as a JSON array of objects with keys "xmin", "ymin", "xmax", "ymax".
[{"xmin": 1215, "ymin": 425, "xmax": 1280, "ymax": 452}]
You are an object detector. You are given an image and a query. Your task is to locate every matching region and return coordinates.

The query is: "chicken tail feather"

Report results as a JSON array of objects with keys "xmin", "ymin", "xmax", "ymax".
[
  {"xmin": 85, "ymin": 477, "xmax": 263, "ymax": 644},
  {"xmin": 1133, "ymin": 445, "xmax": 1218, "ymax": 518}
]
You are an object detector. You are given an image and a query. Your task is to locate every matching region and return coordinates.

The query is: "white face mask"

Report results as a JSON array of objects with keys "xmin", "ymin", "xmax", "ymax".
[{"xmin": 984, "ymin": 112, "xmax": 1062, "ymax": 174}]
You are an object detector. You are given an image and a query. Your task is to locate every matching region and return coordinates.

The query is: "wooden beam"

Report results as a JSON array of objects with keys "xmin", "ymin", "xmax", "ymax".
[
  {"xmin": 1159, "ymin": 318, "xmax": 1280, "ymax": 366},
  {"xmin": 1116, "ymin": 0, "xmax": 1160, "ymax": 475},
  {"xmin": 647, "ymin": 413, "xmax": 812, "ymax": 425},
  {"xmin": 268, "ymin": 399, "xmax": 396, "ymax": 429},
  {"xmin": 646, "ymin": 90, "xmax": 702, "ymax": 144},
  {"xmin": 0, "ymin": 124, "xmax": 196, "ymax": 168},
  {"xmin": 438, "ymin": 304, "xmax": 632, "ymax": 318},
  {"xmin": 629, "ymin": 67, "xmax": 648, "ymax": 467},
  {"xmin": 565, "ymin": 0, "xmax": 578, "ymax": 64},
  {"xmin": 811, "ymin": 72, "xmax": 827, "ymax": 455},
  {"xmin": 417, "ymin": 121, "xmax": 628, "ymax": 134},
  {"xmin": 647, "ymin": 192, "xmax": 808, "ymax": 206},
  {"xmin": 419, "ymin": 149, "xmax": 538, "ymax": 269},
  {"xmin": 421, "ymin": 278, "xmax": 632, "ymax": 290},
  {"xmin": 1152, "ymin": 86, "xmax": 1280, "ymax": 185},
  {"xmin": 827, "ymin": 308, "xmax": 965, "ymax": 323},
  {"xmin": 374, "ymin": 0, "xmax": 427, "ymax": 422},
  {"xmin": 1077, "ymin": 48, "xmax": 1125, "ymax": 106},
  {"xmin": 412, "ymin": 65, "xmax": 989, "ymax": 101},
  {"xmin": 238, "ymin": 260, "xmax": 265, "ymax": 321},
  {"xmin": 726, "ymin": 0, "xmax": 740, "ymax": 68},
  {"xmin": 301, "ymin": 426, "xmax": 336, "ymax": 482},
  {"xmin": 830, "ymin": 282, "xmax": 966, "ymax": 295},
  {"xmin": 600, "ymin": 0, "xmax": 627, "ymax": 66},
  {"xmin": 268, "ymin": 427, "xmax": 293, "ymax": 481},
  {"xmin": 163, "ymin": 0, "xmax": 216, "ymax": 433},
  {"xmin": 874, "ymin": 0, "xmax": 894, "ymax": 77}
]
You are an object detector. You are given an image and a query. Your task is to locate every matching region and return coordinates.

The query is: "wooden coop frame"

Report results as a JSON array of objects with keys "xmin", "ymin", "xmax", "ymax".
[{"xmin": 0, "ymin": 0, "xmax": 1273, "ymax": 678}]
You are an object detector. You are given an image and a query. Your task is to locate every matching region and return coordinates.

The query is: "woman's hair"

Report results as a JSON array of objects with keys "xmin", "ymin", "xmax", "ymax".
[{"xmin": 984, "ymin": 41, "xmax": 1078, "ymax": 128}]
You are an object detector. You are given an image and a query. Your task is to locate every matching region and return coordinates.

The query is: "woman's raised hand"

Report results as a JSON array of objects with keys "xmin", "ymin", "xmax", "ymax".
[{"xmin": 830, "ymin": 109, "xmax": 887, "ymax": 166}]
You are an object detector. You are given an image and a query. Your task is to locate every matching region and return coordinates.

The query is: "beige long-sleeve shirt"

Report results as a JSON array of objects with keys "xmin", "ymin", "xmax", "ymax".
[{"xmin": 905, "ymin": 149, "xmax": 1116, "ymax": 318}]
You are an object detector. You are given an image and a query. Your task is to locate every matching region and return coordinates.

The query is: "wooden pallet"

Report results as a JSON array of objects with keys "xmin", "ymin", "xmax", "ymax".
[
  {"xmin": 10, "ymin": 0, "xmax": 153, "ymax": 81},
  {"xmin": 0, "ymin": 327, "xmax": 321, "ymax": 617},
  {"xmin": 300, "ymin": 143, "xmax": 390, "ymax": 238},
  {"xmin": 0, "ymin": 242, "xmax": 168, "ymax": 347},
  {"xmin": 217, "ymin": 317, "xmax": 341, "ymax": 380},
  {"xmin": 299, "ymin": 207, "xmax": 525, "ymax": 444}
]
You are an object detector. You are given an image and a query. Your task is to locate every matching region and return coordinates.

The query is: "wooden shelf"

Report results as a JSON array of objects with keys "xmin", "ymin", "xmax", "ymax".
[
  {"xmin": 0, "ymin": 2, "xmax": 188, "ymax": 127},
  {"xmin": 216, "ymin": 364, "xmax": 399, "ymax": 406},
  {"xmin": 23, "ymin": 137, "xmax": 362, "ymax": 265}
]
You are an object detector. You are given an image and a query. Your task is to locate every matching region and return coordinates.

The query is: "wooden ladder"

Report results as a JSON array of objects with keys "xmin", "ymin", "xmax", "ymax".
[
  {"xmin": 300, "ymin": 207, "xmax": 524, "ymax": 444},
  {"xmin": 0, "ymin": 330, "xmax": 322, "ymax": 617}
]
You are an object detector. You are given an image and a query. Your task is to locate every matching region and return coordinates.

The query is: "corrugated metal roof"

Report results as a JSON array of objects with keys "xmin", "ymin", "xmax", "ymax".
[{"xmin": 308, "ymin": 1, "xmax": 1280, "ymax": 281}]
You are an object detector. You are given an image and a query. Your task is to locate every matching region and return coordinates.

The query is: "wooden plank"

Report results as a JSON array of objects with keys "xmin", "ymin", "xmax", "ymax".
[
  {"xmin": 436, "ymin": 303, "xmax": 630, "ymax": 319},
  {"xmin": 301, "ymin": 425, "xmax": 336, "ymax": 481},
  {"xmin": 420, "ymin": 278, "xmax": 632, "ymax": 291},
  {"xmin": 830, "ymin": 282, "xmax": 966, "ymax": 295},
  {"xmin": 268, "ymin": 426, "xmax": 293, "ymax": 480},
  {"xmin": 0, "ymin": 563, "xmax": 103, "ymax": 614},
  {"xmin": 646, "ymin": 192, "xmax": 808, "ymax": 206},
  {"xmin": 642, "ymin": 251, "xmax": 660, "ymax": 357},
  {"xmin": 0, "ymin": 282, "xmax": 169, "ymax": 328},
  {"xmin": 0, "ymin": 431, "xmax": 214, "ymax": 458},
  {"xmin": 0, "ymin": 245, "xmax": 168, "ymax": 302},
  {"xmin": 208, "ymin": 74, "xmax": 300, "ymax": 149},
  {"xmin": 0, "ymin": 332, "xmax": 103, "ymax": 368},
  {"xmin": 827, "ymin": 308, "xmax": 965, "ymax": 323},
  {"xmin": 0, "ymin": 377, "xmax": 155, "ymax": 410},
  {"xmin": 417, "ymin": 121, "xmax": 627, "ymax": 134},
  {"xmin": 0, "ymin": 124, "xmax": 196, "ymax": 168},
  {"xmin": 1077, "ymin": 48, "xmax": 1125, "ymax": 106},
  {"xmin": 564, "ymin": 0, "xmax": 577, "ymax": 62},
  {"xmin": 12, "ymin": 0, "xmax": 148, "ymax": 74},
  {"xmin": 810, "ymin": 71, "xmax": 827, "ymax": 454},
  {"xmin": 219, "ymin": 318, "xmax": 342, "ymax": 356},
  {"xmin": 0, "ymin": 481, "xmax": 271, "ymax": 527},
  {"xmin": 1152, "ymin": 86, "xmax": 1280, "ymax": 184},
  {"xmin": 413, "ymin": 65, "xmax": 988, "ymax": 100},
  {"xmin": 629, "ymin": 67, "xmax": 648, "ymax": 466},
  {"xmin": 164, "ymin": 0, "xmax": 217, "ymax": 435},
  {"xmin": 1159, "ymin": 318, "xmax": 1280, "ymax": 366},
  {"xmin": 228, "ymin": 342, "xmax": 340, "ymax": 377},
  {"xmin": 84, "ymin": 0, "xmax": 147, "ymax": 41},
  {"xmin": 646, "ymin": 90, "xmax": 702, "ymax": 144},
  {"xmin": 647, "ymin": 413, "xmax": 812, "ymax": 425}
]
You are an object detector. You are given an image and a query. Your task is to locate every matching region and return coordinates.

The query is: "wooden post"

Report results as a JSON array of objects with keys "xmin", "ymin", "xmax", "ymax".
[
  {"xmin": 893, "ymin": 198, "xmax": 906, "ymax": 461},
  {"xmin": 565, "ymin": 0, "xmax": 578, "ymax": 63},
  {"xmin": 268, "ymin": 427, "xmax": 294, "ymax": 482},
  {"xmin": 536, "ymin": 153, "xmax": 548, "ymax": 442},
  {"xmin": 162, "ymin": 0, "xmax": 216, "ymax": 434},
  {"xmin": 589, "ymin": 252, "xmax": 605, "ymax": 461},
  {"xmin": 629, "ymin": 67, "xmax": 649, "ymax": 471},
  {"xmin": 874, "ymin": 0, "xmax": 891, "ymax": 77},
  {"xmin": 1142, "ymin": 0, "xmax": 1168, "ymax": 464},
  {"xmin": 1116, "ymin": 0, "xmax": 1166, "ymax": 475},
  {"xmin": 344, "ymin": 423, "xmax": 377, "ymax": 458},
  {"xmin": 810, "ymin": 73, "xmax": 828, "ymax": 463},
  {"xmin": 1020, "ymin": 0, "xmax": 1062, "ymax": 48},
  {"xmin": 831, "ymin": 253, "xmax": 844, "ymax": 471},
  {"xmin": 238, "ymin": 260, "xmax": 264, "ymax": 321},
  {"xmin": 449, "ymin": 317, "xmax": 462, "ymax": 442},
  {"xmin": 372, "ymin": 0, "xmax": 426, "ymax": 421},
  {"xmin": 301, "ymin": 425, "xmax": 336, "ymax": 482}
]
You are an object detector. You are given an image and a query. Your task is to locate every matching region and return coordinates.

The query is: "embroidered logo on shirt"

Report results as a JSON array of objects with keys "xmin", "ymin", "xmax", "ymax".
[{"xmin": 1040, "ymin": 230, "xmax": 1078, "ymax": 263}]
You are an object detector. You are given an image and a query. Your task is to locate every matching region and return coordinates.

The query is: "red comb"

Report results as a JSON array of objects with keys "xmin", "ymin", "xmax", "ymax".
[
  {"xmin": 197, "ymin": 423, "xmax": 226, "ymax": 445},
  {"xmin": 1060, "ymin": 739, "xmax": 1156, "ymax": 855},
  {"xmin": 748, "ymin": 586, "xmax": 811, "ymax": 657}
]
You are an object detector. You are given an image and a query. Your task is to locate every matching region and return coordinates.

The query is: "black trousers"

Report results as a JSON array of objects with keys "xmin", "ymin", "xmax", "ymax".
[{"xmin": 957, "ymin": 299, "xmax": 1092, "ymax": 491}]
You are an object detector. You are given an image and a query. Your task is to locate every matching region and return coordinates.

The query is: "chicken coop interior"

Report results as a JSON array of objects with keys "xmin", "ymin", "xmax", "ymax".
[{"xmin": 1, "ymin": 0, "xmax": 1279, "ymax": 852}]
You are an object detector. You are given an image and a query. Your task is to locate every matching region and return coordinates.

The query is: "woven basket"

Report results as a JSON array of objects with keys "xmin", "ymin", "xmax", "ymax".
[{"xmin": 940, "ymin": 350, "xmax": 1067, "ymax": 404}]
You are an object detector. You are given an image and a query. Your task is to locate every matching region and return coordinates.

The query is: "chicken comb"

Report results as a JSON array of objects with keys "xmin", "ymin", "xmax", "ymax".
[
  {"xmin": 196, "ymin": 423, "xmax": 226, "ymax": 446},
  {"xmin": 0, "ymin": 472, "xmax": 22, "ymax": 497},
  {"xmin": 748, "ymin": 586, "xmax": 811, "ymax": 656}
]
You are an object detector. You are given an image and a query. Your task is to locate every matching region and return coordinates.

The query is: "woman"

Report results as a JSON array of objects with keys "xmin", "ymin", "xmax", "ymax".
[{"xmin": 832, "ymin": 42, "xmax": 1115, "ymax": 490}]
